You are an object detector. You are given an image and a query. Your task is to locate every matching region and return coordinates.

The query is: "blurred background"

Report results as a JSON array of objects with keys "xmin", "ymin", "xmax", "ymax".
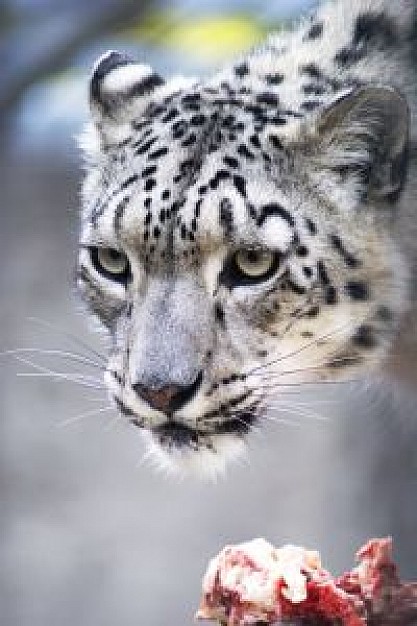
[{"xmin": 1, "ymin": 1, "xmax": 416, "ymax": 625}]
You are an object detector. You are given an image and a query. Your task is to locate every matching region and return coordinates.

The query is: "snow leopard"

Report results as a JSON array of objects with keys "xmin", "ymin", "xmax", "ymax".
[{"xmin": 78, "ymin": 0, "xmax": 417, "ymax": 476}]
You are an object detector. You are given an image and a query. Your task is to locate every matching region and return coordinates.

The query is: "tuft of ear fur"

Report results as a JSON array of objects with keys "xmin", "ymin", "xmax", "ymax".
[
  {"xmin": 316, "ymin": 86, "xmax": 410, "ymax": 203},
  {"xmin": 89, "ymin": 50, "xmax": 165, "ymax": 142}
]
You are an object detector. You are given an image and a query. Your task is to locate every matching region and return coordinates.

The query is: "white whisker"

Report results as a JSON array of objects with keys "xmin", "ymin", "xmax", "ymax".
[
  {"xmin": 57, "ymin": 405, "xmax": 114, "ymax": 428},
  {"xmin": 266, "ymin": 402, "xmax": 330, "ymax": 424},
  {"xmin": 25, "ymin": 316, "xmax": 106, "ymax": 364},
  {"xmin": 262, "ymin": 413, "xmax": 302, "ymax": 428},
  {"xmin": 245, "ymin": 321, "xmax": 355, "ymax": 377},
  {"xmin": 15, "ymin": 356, "xmax": 105, "ymax": 390},
  {"xmin": 1, "ymin": 347, "xmax": 103, "ymax": 369}
]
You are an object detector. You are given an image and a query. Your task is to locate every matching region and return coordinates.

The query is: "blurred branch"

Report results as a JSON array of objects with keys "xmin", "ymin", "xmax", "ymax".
[{"xmin": 0, "ymin": 0, "xmax": 156, "ymax": 118}]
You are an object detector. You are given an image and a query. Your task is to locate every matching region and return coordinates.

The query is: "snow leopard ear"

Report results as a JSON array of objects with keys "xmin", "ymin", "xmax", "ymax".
[
  {"xmin": 89, "ymin": 50, "xmax": 165, "ymax": 138},
  {"xmin": 317, "ymin": 86, "xmax": 409, "ymax": 203}
]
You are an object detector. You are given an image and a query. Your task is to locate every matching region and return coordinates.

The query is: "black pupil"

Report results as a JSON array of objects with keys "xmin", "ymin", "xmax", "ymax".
[
  {"xmin": 109, "ymin": 249, "xmax": 123, "ymax": 262},
  {"xmin": 246, "ymin": 250, "xmax": 261, "ymax": 264}
]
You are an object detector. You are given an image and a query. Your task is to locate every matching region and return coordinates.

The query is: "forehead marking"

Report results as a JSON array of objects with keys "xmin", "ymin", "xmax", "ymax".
[
  {"xmin": 256, "ymin": 203, "xmax": 295, "ymax": 228},
  {"xmin": 90, "ymin": 173, "xmax": 139, "ymax": 227}
]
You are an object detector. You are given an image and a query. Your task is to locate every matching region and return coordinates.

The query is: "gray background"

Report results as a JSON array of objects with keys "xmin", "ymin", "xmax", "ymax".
[{"xmin": 1, "ymin": 1, "xmax": 416, "ymax": 625}]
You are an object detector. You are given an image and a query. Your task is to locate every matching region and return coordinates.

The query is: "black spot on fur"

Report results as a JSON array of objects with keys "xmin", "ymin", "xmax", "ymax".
[
  {"xmin": 209, "ymin": 170, "xmax": 230, "ymax": 190},
  {"xmin": 329, "ymin": 235, "xmax": 361, "ymax": 268},
  {"xmin": 179, "ymin": 158, "xmax": 194, "ymax": 174},
  {"xmin": 270, "ymin": 115, "xmax": 287, "ymax": 126},
  {"xmin": 268, "ymin": 135, "xmax": 283, "ymax": 150},
  {"xmin": 222, "ymin": 114, "xmax": 235, "ymax": 128},
  {"xmin": 161, "ymin": 189, "xmax": 170, "ymax": 200},
  {"xmin": 195, "ymin": 199, "xmax": 202, "ymax": 217},
  {"xmin": 149, "ymin": 146, "xmax": 169, "ymax": 160},
  {"xmin": 235, "ymin": 63, "xmax": 249, "ymax": 78},
  {"xmin": 141, "ymin": 165, "xmax": 157, "ymax": 178},
  {"xmin": 134, "ymin": 137, "xmax": 157, "ymax": 155},
  {"xmin": 144, "ymin": 178, "xmax": 156, "ymax": 192},
  {"xmin": 219, "ymin": 198, "xmax": 234, "ymax": 238},
  {"xmin": 306, "ymin": 305, "xmax": 320, "ymax": 318},
  {"xmin": 305, "ymin": 21, "xmax": 324, "ymax": 40},
  {"xmin": 244, "ymin": 104, "xmax": 269, "ymax": 123},
  {"xmin": 352, "ymin": 324, "xmax": 377, "ymax": 349},
  {"xmin": 237, "ymin": 144, "xmax": 255, "ymax": 160},
  {"xmin": 181, "ymin": 93, "xmax": 201, "ymax": 104},
  {"xmin": 256, "ymin": 92, "xmax": 279, "ymax": 107},
  {"xmin": 162, "ymin": 108, "xmax": 179, "ymax": 123},
  {"xmin": 265, "ymin": 73, "xmax": 284, "ymax": 85},
  {"xmin": 317, "ymin": 260, "xmax": 330, "ymax": 285},
  {"xmin": 214, "ymin": 302, "xmax": 226, "ymax": 327},
  {"xmin": 303, "ymin": 83, "xmax": 326, "ymax": 96},
  {"xmin": 325, "ymin": 286, "xmax": 338, "ymax": 305},
  {"xmin": 190, "ymin": 114, "xmax": 206, "ymax": 126},
  {"xmin": 182, "ymin": 133, "xmax": 197, "ymax": 147},
  {"xmin": 120, "ymin": 174, "xmax": 139, "ymax": 190},
  {"xmin": 287, "ymin": 280, "xmax": 306, "ymax": 295},
  {"xmin": 300, "ymin": 63, "xmax": 323, "ymax": 80},
  {"xmin": 250, "ymin": 134, "xmax": 261, "ymax": 149},
  {"xmin": 377, "ymin": 305, "xmax": 393, "ymax": 322},
  {"xmin": 334, "ymin": 47, "xmax": 362, "ymax": 67},
  {"xmin": 305, "ymin": 218, "xmax": 317, "ymax": 235},
  {"xmin": 345, "ymin": 281, "xmax": 370, "ymax": 301},
  {"xmin": 301, "ymin": 100, "xmax": 321, "ymax": 111},
  {"xmin": 172, "ymin": 120, "xmax": 187, "ymax": 139},
  {"xmin": 223, "ymin": 155, "xmax": 240, "ymax": 169},
  {"xmin": 233, "ymin": 175, "xmax": 247, "ymax": 197},
  {"xmin": 296, "ymin": 245, "xmax": 308, "ymax": 258}
]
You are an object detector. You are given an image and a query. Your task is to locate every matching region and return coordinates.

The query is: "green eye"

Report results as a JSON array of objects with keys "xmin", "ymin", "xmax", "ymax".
[
  {"xmin": 220, "ymin": 249, "xmax": 281, "ymax": 288},
  {"xmin": 234, "ymin": 249, "xmax": 276, "ymax": 278},
  {"xmin": 90, "ymin": 247, "xmax": 131, "ymax": 284}
]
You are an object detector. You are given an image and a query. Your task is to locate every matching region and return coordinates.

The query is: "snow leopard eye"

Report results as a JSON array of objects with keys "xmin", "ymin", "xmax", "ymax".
[
  {"xmin": 89, "ymin": 247, "xmax": 131, "ymax": 285},
  {"xmin": 221, "ymin": 249, "xmax": 281, "ymax": 288}
]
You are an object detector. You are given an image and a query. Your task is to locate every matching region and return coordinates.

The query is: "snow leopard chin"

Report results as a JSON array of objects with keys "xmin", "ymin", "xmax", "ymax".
[{"xmin": 139, "ymin": 430, "xmax": 248, "ymax": 481}]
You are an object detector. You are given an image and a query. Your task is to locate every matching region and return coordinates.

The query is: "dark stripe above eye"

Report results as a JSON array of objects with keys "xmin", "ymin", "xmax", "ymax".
[{"xmin": 256, "ymin": 203, "xmax": 295, "ymax": 227}]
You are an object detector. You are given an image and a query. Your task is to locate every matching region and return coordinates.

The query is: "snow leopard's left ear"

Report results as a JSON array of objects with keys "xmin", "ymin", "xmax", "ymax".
[
  {"xmin": 316, "ymin": 86, "xmax": 409, "ymax": 203},
  {"xmin": 89, "ymin": 50, "xmax": 165, "ymax": 141}
]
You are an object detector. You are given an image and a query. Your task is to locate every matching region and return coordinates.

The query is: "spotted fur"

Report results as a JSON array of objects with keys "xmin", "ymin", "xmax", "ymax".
[{"xmin": 78, "ymin": 0, "xmax": 416, "ymax": 476}]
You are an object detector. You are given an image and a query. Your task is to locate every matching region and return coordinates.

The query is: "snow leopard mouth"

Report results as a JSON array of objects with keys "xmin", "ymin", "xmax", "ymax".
[{"xmin": 147, "ymin": 411, "xmax": 259, "ymax": 450}]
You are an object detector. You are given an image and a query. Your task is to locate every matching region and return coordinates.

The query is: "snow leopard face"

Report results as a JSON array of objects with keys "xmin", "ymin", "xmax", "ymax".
[{"xmin": 78, "ymin": 1, "xmax": 414, "ymax": 475}]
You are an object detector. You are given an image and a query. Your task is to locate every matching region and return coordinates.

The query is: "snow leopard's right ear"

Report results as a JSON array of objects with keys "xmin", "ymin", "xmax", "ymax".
[{"xmin": 89, "ymin": 50, "xmax": 165, "ymax": 141}]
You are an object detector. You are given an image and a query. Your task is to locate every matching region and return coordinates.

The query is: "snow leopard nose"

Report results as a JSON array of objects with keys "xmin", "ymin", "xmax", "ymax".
[{"xmin": 132, "ymin": 371, "xmax": 203, "ymax": 414}]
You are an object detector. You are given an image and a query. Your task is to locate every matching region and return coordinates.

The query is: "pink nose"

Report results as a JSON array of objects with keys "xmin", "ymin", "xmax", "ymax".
[
  {"xmin": 133, "ymin": 384, "xmax": 182, "ymax": 413},
  {"xmin": 132, "ymin": 372, "xmax": 203, "ymax": 414}
]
